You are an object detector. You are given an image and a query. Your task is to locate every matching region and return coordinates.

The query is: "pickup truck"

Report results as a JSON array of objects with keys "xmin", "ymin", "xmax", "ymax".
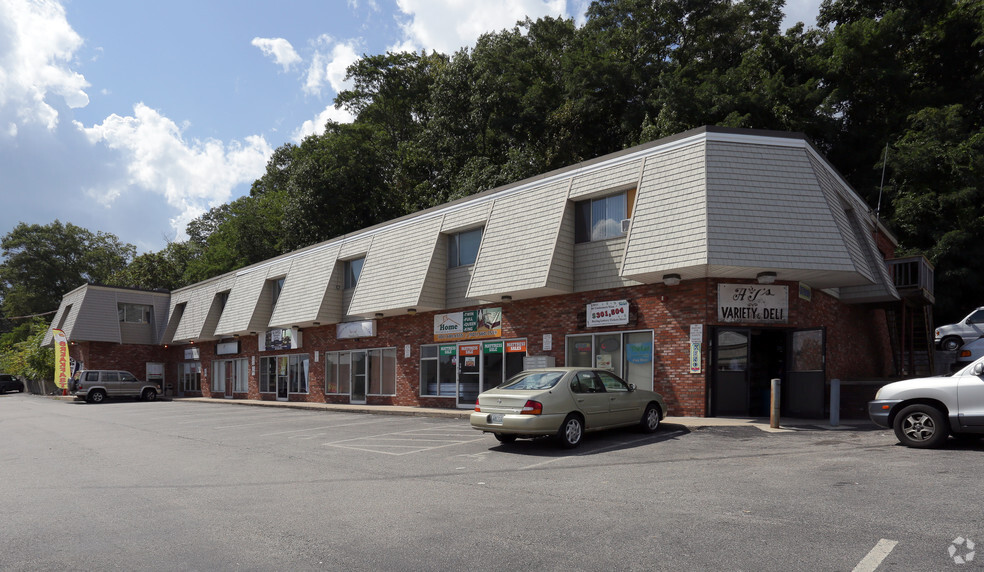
[
  {"xmin": 869, "ymin": 356, "xmax": 984, "ymax": 448},
  {"xmin": 69, "ymin": 369, "xmax": 161, "ymax": 403}
]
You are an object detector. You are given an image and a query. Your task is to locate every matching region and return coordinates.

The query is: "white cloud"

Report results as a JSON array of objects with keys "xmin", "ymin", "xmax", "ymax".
[
  {"xmin": 251, "ymin": 37, "xmax": 302, "ymax": 71},
  {"xmin": 392, "ymin": 0, "xmax": 569, "ymax": 54},
  {"xmin": 75, "ymin": 103, "xmax": 273, "ymax": 239},
  {"xmin": 0, "ymin": 0, "xmax": 90, "ymax": 133},
  {"xmin": 303, "ymin": 35, "xmax": 361, "ymax": 96},
  {"xmin": 293, "ymin": 104, "xmax": 356, "ymax": 141}
]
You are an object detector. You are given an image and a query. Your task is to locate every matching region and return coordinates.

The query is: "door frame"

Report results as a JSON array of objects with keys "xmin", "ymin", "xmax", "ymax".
[{"xmin": 350, "ymin": 350, "xmax": 368, "ymax": 405}]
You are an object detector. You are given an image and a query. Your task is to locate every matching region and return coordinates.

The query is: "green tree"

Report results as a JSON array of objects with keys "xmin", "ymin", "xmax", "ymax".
[{"xmin": 0, "ymin": 221, "xmax": 135, "ymax": 319}]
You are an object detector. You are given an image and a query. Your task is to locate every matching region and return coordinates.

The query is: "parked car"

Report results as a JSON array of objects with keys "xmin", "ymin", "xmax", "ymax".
[
  {"xmin": 69, "ymin": 369, "xmax": 161, "ymax": 403},
  {"xmin": 470, "ymin": 367, "xmax": 666, "ymax": 448},
  {"xmin": 954, "ymin": 337, "xmax": 984, "ymax": 369},
  {"xmin": 868, "ymin": 356, "xmax": 984, "ymax": 448},
  {"xmin": 935, "ymin": 306, "xmax": 984, "ymax": 351},
  {"xmin": 0, "ymin": 373, "xmax": 24, "ymax": 393}
]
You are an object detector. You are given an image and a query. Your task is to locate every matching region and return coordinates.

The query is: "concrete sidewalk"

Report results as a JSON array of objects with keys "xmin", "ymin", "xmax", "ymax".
[{"xmin": 170, "ymin": 396, "xmax": 876, "ymax": 433}]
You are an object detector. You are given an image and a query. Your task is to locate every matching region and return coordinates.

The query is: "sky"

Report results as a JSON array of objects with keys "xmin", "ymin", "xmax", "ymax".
[{"xmin": 0, "ymin": 0, "xmax": 823, "ymax": 255}]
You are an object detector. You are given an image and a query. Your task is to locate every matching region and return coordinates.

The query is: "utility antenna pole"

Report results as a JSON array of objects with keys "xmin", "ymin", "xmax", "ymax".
[{"xmin": 876, "ymin": 142, "xmax": 889, "ymax": 217}]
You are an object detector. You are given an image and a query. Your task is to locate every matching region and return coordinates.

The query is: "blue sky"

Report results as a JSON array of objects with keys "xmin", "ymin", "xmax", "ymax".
[{"xmin": 0, "ymin": 0, "xmax": 823, "ymax": 254}]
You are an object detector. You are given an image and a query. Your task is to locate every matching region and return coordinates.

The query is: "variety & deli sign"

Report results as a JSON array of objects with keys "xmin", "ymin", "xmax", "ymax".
[{"xmin": 717, "ymin": 284, "xmax": 788, "ymax": 324}]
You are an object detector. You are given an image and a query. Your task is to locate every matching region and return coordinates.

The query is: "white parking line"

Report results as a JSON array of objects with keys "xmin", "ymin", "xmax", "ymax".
[
  {"xmin": 322, "ymin": 427, "xmax": 488, "ymax": 455},
  {"xmin": 853, "ymin": 539, "xmax": 898, "ymax": 572},
  {"xmin": 259, "ymin": 418, "xmax": 391, "ymax": 436}
]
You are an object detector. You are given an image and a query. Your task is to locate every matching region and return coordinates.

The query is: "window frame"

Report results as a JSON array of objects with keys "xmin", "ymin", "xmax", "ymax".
[
  {"xmin": 448, "ymin": 227, "xmax": 483, "ymax": 268},
  {"xmin": 574, "ymin": 191, "xmax": 629, "ymax": 243},
  {"xmin": 344, "ymin": 258, "xmax": 365, "ymax": 290}
]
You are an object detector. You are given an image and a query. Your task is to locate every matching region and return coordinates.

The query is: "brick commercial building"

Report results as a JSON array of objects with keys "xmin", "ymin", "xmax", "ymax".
[{"xmin": 45, "ymin": 127, "xmax": 924, "ymax": 418}]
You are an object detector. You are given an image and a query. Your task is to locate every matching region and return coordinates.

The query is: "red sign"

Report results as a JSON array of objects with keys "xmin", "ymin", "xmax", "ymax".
[
  {"xmin": 458, "ymin": 344, "xmax": 481, "ymax": 356},
  {"xmin": 505, "ymin": 340, "xmax": 527, "ymax": 353}
]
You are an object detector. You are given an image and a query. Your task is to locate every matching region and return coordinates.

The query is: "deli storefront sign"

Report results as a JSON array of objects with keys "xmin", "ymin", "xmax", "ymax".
[{"xmin": 717, "ymin": 284, "xmax": 789, "ymax": 324}]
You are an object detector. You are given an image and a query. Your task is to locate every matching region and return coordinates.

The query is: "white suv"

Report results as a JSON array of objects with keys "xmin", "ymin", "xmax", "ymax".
[
  {"xmin": 869, "ymin": 356, "xmax": 984, "ymax": 447},
  {"xmin": 935, "ymin": 306, "xmax": 984, "ymax": 351}
]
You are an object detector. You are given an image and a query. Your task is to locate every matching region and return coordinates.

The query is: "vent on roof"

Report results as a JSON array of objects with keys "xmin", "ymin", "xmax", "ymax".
[{"xmin": 620, "ymin": 218, "xmax": 631, "ymax": 234}]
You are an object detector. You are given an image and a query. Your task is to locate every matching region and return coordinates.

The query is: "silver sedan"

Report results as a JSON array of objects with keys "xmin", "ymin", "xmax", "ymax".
[{"xmin": 470, "ymin": 367, "xmax": 666, "ymax": 448}]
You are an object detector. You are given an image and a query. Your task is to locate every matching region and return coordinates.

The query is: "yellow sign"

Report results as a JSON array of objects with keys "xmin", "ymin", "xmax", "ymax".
[{"xmin": 52, "ymin": 328, "xmax": 70, "ymax": 389}]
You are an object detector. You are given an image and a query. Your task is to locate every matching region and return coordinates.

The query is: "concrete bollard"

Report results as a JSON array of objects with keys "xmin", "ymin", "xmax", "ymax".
[
  {"xmin": 770, "ymin": 378, "xmax": 781, "ymax": 429},
  {"xmin": 830, "ymin": 378, "xmax": 840, "ymax": 427}
]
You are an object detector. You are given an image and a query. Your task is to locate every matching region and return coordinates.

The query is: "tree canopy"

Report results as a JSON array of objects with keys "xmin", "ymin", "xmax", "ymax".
[{"xmin": 2, "ymin": 0, "xmax": 982, "ymax": 333}]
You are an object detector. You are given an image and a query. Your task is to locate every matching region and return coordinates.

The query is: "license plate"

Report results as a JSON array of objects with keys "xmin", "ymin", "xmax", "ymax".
[{"xmin": 488, "ymin": 413, "xmax": 504, "ymax": 425}]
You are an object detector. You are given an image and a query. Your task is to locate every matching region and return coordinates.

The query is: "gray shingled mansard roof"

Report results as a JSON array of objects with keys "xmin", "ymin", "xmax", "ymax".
[{"xmin": 46, "ymin": 126, "xmax": 900, "ymax": 345}]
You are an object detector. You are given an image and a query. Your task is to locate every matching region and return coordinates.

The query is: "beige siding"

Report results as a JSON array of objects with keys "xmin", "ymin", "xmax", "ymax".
[
  {"xmin": 349, "ymin": 217, "xmax": 444, "ymax": 315},
  {"xmin": 546, "ymin": 202, "xmax": 575, "ymax": 291},
  {"xmin": 215, "ymin": 269, "xmax": 269, "ymax": 336},
  {"xmin": 808, "ymin": 153, "xmax": 873, "ymax": 279},
  {"xmin": 441, "ymin": 202, "xmax": 491, "ymax": 232},
  {"xmin": 705, "ymin": 142, "xmax": 856, "ymax": 271},
  {"xmin": 67, "ymin": 288, "xmax": 122, "ymax": 344},
  {"xmin": 569, "ymin": 159, "xmax": 643, "ymax": 199},
  {"xmin": 839, "ymin": 208, "xmax": 899, "ymax": 303},
  {"xmin": 467, "ymin": 179, "xmax": 573, "ymax": 300},
  {"xmin": 338, "ymin": 236, "xmax": 373, "ymax": 260},
  {"xmin": 446, "ymin": 265, "xmax": 478, "ymax": 308},
  {"xmin": 621, "ymin": 143, "xmax": 708, "ymax": 281},
  {"xmin": 43, "ymin": 286, "xmax": 86, "ymax": 345},
  {"xmin": 269, "ymin": 244, "xmax": 340, "ymax": 328},
  {"xmin": 574, "ymin": 236, "xmax": 641, "ymax": 291},
  {"xmin": 172, "ymin": 286, "xmax": 215, "ymax": 342}
]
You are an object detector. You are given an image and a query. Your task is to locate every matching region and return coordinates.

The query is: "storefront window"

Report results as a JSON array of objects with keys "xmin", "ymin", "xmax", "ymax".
[
  {"xmin": 259, "ymin": 355, "xmax": 309, "ymax": 394},
  {"xmin": 420, "ymin": 340, "xmax": 527, "ymax": 397},
  {"xmin": 326, "ymin": 348, "xmax": 396, "ymax": 396},
  {"xmin": 212, "ymin": 358, "xmax": 248, "ymax": 394},
  {"xmin": 564, "ymin": 330, "xmax": 654, "ymax": 390}
]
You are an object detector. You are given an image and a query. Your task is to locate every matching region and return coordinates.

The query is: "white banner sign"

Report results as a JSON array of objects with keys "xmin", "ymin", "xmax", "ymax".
[
  {"xmin": 717, "ymin": 284, "xmax": 789, "ymax": 324},
  {"xmin": 587, "ymin": 300, "xmax": 629, "ymax": 327}
]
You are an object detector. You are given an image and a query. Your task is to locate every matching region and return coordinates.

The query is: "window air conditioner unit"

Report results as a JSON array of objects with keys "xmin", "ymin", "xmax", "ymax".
[{"xmin": 620, "ymin": 218, "xmax": 631, "ymax": 233}]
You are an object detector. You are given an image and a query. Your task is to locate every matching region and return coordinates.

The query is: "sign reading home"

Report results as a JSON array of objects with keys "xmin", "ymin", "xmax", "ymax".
[
  {"xmin": 717, "ymin": 284, "xmax": 789, "ymax": 324},
  {"xmin": 434, "ymin": 307, "xmax": 502, "ymax": 341},
  {"xmin": 586, "ymin": 300, "xmax": 630, "ymax": 327}
]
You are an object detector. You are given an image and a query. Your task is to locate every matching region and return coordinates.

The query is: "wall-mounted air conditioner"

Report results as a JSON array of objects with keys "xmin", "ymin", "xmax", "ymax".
[{"xmin": 620, "ymin": 218, "xmax": 631, "ymax": 233}]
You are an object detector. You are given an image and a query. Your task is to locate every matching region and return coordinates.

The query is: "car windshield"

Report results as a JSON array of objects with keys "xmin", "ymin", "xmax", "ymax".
[{"xmin": 500, "ymin": 372, "xmax": 565, "ymax": 391}]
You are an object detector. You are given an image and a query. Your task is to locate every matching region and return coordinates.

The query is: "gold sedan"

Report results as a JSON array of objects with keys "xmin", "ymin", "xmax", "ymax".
[{"xmin": 470, "ymin": 367, "xmax": 666, "ymax": 448}]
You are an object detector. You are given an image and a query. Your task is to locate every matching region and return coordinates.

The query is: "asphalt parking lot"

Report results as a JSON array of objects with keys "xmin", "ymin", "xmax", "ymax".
[{"xmin": 2, "ymin": 393, "xmax": 983, "ymax": 571}]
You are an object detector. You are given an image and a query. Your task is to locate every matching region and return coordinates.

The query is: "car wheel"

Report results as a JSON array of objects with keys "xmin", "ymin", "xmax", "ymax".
[
  {"xmin": 640, "ymin": 403, "xmax": 661, "ymax": 433},
  {"xmin": 941, "ymin": 337, "xmax": 963, "ymax": 351},
  {"xmin": 557, "ymin": 414, "xmax": 584, "ymax": 449},
  {"xmin": 142, "ymin": 388, "xmax": 157, "ymax": 402},
  {"xmin": 87, "ymin": 390, "xmax": 106, "ymax": 404},
  {"xmin": 493, "ymin": 433, "xmax": 517, "ymax": 444},
  {"xmin": 893, "ymin": 404, "xmax": 949, "ymax": 448}
]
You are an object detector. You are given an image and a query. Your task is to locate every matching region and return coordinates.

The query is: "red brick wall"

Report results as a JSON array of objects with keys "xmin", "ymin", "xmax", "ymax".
[{"xmin": 91, "ymin": 278, "xmax": 894, "ymax": 417}]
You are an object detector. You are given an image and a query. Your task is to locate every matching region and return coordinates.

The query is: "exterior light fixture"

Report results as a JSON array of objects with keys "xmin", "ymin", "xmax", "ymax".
[
  {"xmin": 501, "ymin": 295, "xmax": 512, "ymax": 302},
  {"xmin": 375, "ymin": 313, "xmax": 384, "ymax": 318},
  {"xmin": 757, "ymin": 271, "xmax": 777, "ymax": 285},
  {"xmin": 407, "ymin": 308, "xmax": 416, "ymax": 315},
  {"xmin": 313, "ymin": 322, "xmax": 320, "ymax": 326},
  {"xmin": 663, "ymin": 273, "xmax": 681, "ymax": 286}
]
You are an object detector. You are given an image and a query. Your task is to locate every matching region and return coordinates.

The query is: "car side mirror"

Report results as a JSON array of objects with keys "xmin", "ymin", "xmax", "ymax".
[
  {"xmin": 975, "ymin": 363, "xmax": 984, "ymax": 377},
  {"xmin": 628, "ymin": 383, "xmax": 636, "ymax": 391}
]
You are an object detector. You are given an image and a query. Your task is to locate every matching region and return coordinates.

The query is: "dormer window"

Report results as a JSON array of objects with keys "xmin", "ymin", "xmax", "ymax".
[
  {"xmin": 448, "ymin": 228, "xmax": 482, "ymax": 268},
  {"xmin": 344, "ymin": 258, "xmax": 365, "ymax": 290},
  {"xmin": 575, "ymin": 192, "xmax": 628, "ymax": 243},
  {"xmin": 118, "ymin": 303, "xmax": 151, "ymax": 324}
]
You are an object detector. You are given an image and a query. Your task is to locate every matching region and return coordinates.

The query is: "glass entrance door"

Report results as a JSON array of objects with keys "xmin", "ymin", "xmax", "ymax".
[
  {"xmin": 457, "ymin": 343, "xmax": 481, "ymax": 407},
  {"xmin": 350, "ymin": 351, "xmax": 367, "ymax": 404},
  {"xmin": 711, "ymin": 328, "xmax": 750, "ymax": 416},
  {"xmin": 276, "ymin": 357, "xmax": 288, "ymax": 401}
]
